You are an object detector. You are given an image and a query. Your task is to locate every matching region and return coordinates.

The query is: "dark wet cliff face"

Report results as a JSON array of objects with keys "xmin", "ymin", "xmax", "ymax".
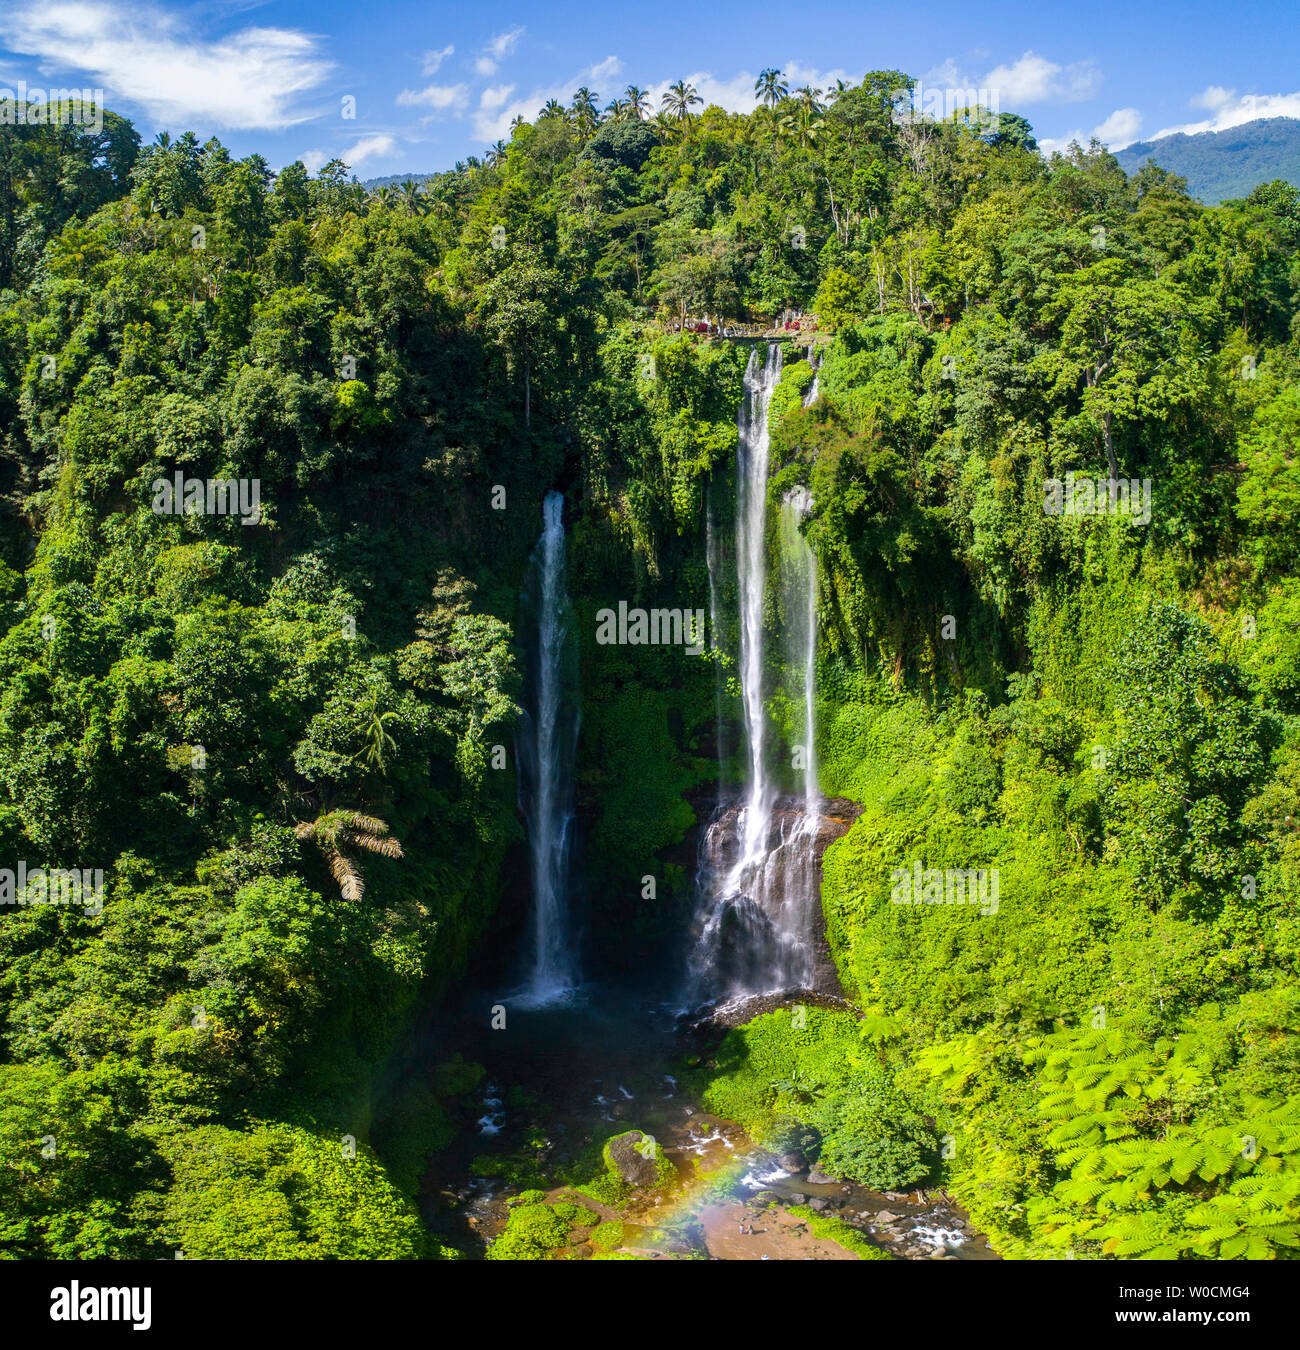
[{"xmin": 689, "ymin": 793, "xmax": 860, "ymax": 1001}]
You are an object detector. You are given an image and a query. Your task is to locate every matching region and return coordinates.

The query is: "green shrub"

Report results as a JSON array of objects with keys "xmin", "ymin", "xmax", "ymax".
[{"xmin": 485, "ymin": 1203, "xmax": 573, "ymax": 1261}]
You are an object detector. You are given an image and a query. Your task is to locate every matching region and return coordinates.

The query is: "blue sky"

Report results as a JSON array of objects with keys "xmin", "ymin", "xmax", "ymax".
[{"xmin": 1, "ymin": 0, "xmax": 1297, "ymax": 177}]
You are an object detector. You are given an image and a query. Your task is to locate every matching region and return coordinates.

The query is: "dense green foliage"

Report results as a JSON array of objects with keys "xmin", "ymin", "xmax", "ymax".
[
  {"xmin": 1, "ymin": 72, "xmax": 1298, "ymax": 1260},
  {"xmin": 692, "ymin": 1007, "xmax": 936, "ymax": 1191}
]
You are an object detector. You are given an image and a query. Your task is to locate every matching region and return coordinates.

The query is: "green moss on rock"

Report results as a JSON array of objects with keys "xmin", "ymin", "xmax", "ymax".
[
  {"xmin": 601, "ymin": 1128, "xmax": 676, "ymax": 1190},
  {"xmin": 589, "ymin": 1219, "xmax": 626, "ymax": 1251}
]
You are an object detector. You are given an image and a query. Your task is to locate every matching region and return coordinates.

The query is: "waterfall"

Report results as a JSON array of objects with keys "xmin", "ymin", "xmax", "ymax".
[
  {"xmin": 688, "ymin": 345, "xmax": 832, "ymax": 1002},
  {"xmin": 705, "ymin": 482, "xmax": 727, "ymax": 792},
  {"xmin": 516, "ymin": 490, "xmax": 579, "ymax": 1006},
  {"xmin": 730, "ymin": 344, "xmax": 783, "ymax": 892},
  {"xmin": 802, "ymin": 347, "xmax": 821, "ymax": 407},
  {"xmin": 781, "ymin": 484, "xmax": 819, "ymax": 823}
]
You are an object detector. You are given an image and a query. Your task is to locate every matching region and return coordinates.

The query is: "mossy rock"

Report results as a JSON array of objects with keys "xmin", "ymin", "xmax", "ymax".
[
  {"xmin": 589, "ymin": 1219, "xmax": 626, "ymax": 1251},
  {"xmin": 552, "ymin": 1201, "xmax": 600, "ymax": 1227},
  {"xmin": 602, "ymin": 1129, "xmax": 676, "ymax": 1189}
]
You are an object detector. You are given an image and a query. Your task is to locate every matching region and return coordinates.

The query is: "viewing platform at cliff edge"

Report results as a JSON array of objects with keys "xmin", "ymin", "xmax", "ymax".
[{"xmin": 666, "ymin": 317, "xmax": 829, "ymax": 346}]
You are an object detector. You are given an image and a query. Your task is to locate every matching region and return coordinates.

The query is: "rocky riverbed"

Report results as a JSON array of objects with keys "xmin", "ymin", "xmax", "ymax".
[{"xmin": 421, "ymin": 985, "xmax": 999, "ymax": 1261}]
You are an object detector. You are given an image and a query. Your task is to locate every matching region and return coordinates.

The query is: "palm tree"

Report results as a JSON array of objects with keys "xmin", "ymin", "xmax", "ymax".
[
  {"xmin": 294, "ymin": 810, "xmax": 403, "ymax": 902},
  {"xmin": 650, "ymin": 111, "xmax": 681, "ymax": 142},
  {"xmin": 827, "ymin": 78, "xmax": 849, "ymax": 104},
  {"xmin": 794, "ymin": 86, "xmax": 824, "ymax": 116},
  {"xmin": 604, "ymin": 96, "xmax": 628, "ymax": 120},
  {"xmin": 624, "ymin": 85, "xmax": 650, "ymax": 120},
  {"xmin": 343, "ymin": 183, "xmax": 368, "ymax": 217},
  {"xmin": 780, "ymin": 110, "xmax": 825, "ymax": 151},
  {"xmin": 754, "ymin": 68, "xmax": 788, "ymax": 109},
  {"xmin": 374, "ymin": 184, "xmax": 396, "ymax": 209},
  {"xmin": 570, "ymin": 87, "xmax": 600, "ymax": 140},
  {"xmin": 486, "ymin": 140, "xmax": 508, "ymax": 167},
  {"xmin": 509, "ymin": 115, "xmax": 527, "ymax": 133},
  {"xmin": 661, "ymin": 80, "xmax": 702, "ymax": 125},
  {"xmin": 356, "ymin": 688, "xmax": 399, "ymax": 771},
  {"xmin": 400, "ymin": 178, "xmax": 427, "ymax": 214},
  {"xmin": 539, "ymin": 98, "xmax": 565, "ymax": 121}
]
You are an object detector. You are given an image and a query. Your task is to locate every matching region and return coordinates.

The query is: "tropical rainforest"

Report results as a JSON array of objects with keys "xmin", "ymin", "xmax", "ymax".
[{"xmin": 0, "ymin": 69, "xmax": 1298, "ymax": 1263}]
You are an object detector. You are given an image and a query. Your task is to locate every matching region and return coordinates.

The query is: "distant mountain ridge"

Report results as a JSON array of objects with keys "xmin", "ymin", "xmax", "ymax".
[
  {"xmin": 1114, "ymin": 116, "xmax": 1300, "ymax": 203},
  {"xmin": 362, "ymin": 172, "xmax": 438, "ymax": 191}
]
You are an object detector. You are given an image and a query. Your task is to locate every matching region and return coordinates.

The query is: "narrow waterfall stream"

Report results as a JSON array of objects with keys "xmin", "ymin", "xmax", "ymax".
[
  {"xmin": 732, "ymin": 344, "xmax": 783, "ymax": 880},
  {"xmin": 780, "ymin": 482, "xmax": 822, "ymax": 970},
  {"xmin": 515, "ymin": 489, "xmax": 580, "ymax": 1006}
]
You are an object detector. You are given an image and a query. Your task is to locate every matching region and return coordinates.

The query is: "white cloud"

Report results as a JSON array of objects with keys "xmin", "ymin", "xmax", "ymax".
[
  {"xmin": 475, "ymin": 27, "xmax": 524, "ymax": 78},
  {"xmin": 486, "ymin": 27, "xmax": 524, "ymax": 60},
  {"xmin": 1093, "ymin": 106, "xmax": 1142, "ymax": 147},
  {"xmin": 1151, "ymin": 87, "xmax": 1300, "ymax": 140},
  {"xmin": 422, "ymin": 45, "xmax": 454, "ymax": 76},
  {"xmin": 301, "ymin": 133, "xmax": 396, "ymax": 175},
  {"xmin": 1038, "ymin": 106, "xmax": 1142, "ymax": 155},
  {"xmin": 921, "ymin": 51, "xmax": 1100, "ymax": 112},
  {"xmin": 396, "ymin": 82, "xmax": 469, "ymax": 113},
  {"xmin": 983, "ymin": 52, "xmax": 1100, "ymax": 105},
  {"xmin": 1, "ymin": 0, "xmax": 333, "ymax": 130},
  {"xmin": 479, "ymin": 84, "xmax": 515, "ymax": 111},
  {"xmin": 1191, "ymin": 85, "xmax": 1235, "ymax": 112}
]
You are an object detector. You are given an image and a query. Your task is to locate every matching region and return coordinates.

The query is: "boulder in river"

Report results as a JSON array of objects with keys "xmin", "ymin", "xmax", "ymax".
[
  {"xmin": 805, "ymin": 1167, "xmax": 839, "ymax": 1185},
  {"xmin": 602, "ymin": 1129, "xmax": 674, "ymax": 1189}
]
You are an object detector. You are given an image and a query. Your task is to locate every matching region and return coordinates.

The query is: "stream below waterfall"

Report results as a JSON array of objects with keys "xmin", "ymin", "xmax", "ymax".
[{"xmin": 419, "ymin": 986, "xmax": 998, "ymax": 1261}]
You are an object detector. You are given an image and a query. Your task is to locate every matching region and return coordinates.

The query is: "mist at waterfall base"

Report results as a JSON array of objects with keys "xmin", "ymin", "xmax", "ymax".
[{"xmin": 511, "ymin": 489, "xmax": 582, "ymax": 1008}]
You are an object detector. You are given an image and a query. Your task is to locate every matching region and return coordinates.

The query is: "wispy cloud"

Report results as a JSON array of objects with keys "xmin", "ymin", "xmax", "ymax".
[
  {"xmin": 479, "ymin": 84, "xmax": 516, "ymax": 112},
  {"xmin": 923, "ymin": 51, "xmax": 1101, "ymax": 107},
  {"xmin": 0, "ymin": 0, "xmax": 333, "ymax": 130},
  {"xmin": 1150, "ymin": 86, "xmax": 1300, "ymax": 139},
  {"xmin": 475, "ymin": 26, "xmax": 524, "ymax": 78},
  {"xmin": 301, "ymin": 133, "xmax": 396, "ymax": 176},
  {"xmin": 397, "ymin": 82, "xmax": 469, "ymax": 114},
  {"xmin": 422, "ymin": 44, "xmax": 454, "ymax": 76}
]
